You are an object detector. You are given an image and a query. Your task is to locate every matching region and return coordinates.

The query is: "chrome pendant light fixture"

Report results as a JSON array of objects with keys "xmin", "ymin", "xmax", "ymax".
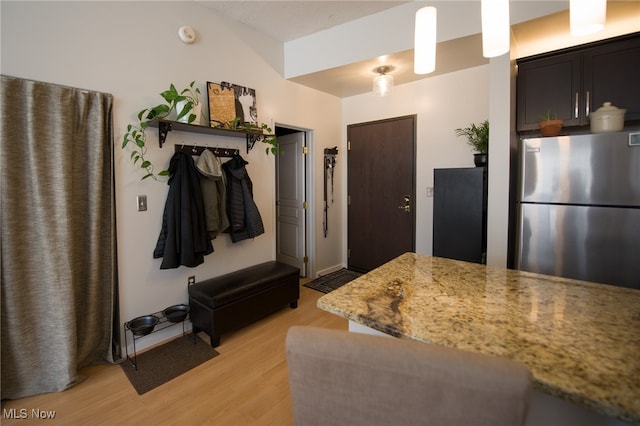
[
  {"xmin": 570, "ymin": 0, "xmax": 606, "ymax": 36},
  {"xmin": 414, "ymin": 5, "xmax": 437, "ymax": 74},
  {"xmin": 373, "ymin": 66, "xmax": 394, "ymax": 97},
  {"xmin": 481, "ymin": 0, "xmax": 510, "ymax": 58}
]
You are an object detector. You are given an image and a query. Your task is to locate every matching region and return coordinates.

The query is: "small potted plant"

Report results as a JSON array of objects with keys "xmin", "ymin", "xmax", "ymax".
[
  {"xmin": 538, "ymin": 109, "xmax": 563, "ymax": 137},
  {"xmin": 122, "ymin": 82, "xmax": 201, "ymax": 180},
  {"xmin": 175, "ymin": 81, "xmax": 201, "ymax": 124},
  {"xmin": 455, "ymin": 120, "xmax": 488, "ymax": 167}
]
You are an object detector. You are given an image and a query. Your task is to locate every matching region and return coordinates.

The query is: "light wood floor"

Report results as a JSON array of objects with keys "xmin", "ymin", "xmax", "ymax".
[{"xmin": 1, "ymin": 285, "xmax": 347, "ymax": 425}]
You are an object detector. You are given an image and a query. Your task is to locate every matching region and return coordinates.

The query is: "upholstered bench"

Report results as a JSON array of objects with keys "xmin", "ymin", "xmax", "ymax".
[{"xmin": 188, "ymin": 261, "xmax": 300, "ymax": 347}]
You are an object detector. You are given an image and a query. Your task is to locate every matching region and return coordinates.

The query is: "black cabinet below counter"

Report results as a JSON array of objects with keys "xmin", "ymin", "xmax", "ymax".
[
  {"xmin": 516, "ymin": 32, "xmax": 640, "ymax": 133},
  {"xmin": 433, "ymin": 167, "xmax": 487, "ymax": 264}
]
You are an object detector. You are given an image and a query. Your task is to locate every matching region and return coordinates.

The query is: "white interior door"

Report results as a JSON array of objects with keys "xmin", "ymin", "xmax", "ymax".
[{"xmin": 276, "ymin": 132, "xmax": 306, "ymax": 276}]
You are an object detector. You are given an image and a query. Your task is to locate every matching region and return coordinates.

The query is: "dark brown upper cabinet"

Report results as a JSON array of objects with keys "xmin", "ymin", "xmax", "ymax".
[{"xmin": 516, "ymin": 32, "xmax": 640, "ymax": 132}]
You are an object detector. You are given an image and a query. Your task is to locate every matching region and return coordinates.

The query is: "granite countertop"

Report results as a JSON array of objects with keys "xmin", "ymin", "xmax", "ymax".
[{"xmin": 317, "ymin": 252, "xmax": 640, "ymax": 424}]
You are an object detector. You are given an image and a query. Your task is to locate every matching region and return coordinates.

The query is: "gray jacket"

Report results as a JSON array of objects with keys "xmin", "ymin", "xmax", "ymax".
[{"xmin": 196, "ymin": 150, "xmax": 229, "ymax": 239}]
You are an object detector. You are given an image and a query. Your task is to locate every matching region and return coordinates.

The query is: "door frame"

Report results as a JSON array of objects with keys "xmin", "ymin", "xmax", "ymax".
[{"xmin": 275, "ymin": 124, "xmax": 315, "ymax": 278}]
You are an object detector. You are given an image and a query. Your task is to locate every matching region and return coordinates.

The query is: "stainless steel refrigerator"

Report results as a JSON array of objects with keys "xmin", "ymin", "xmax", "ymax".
[{"xmin": 516, "ymin": 132, "xmax": 640, "ymax": 290}]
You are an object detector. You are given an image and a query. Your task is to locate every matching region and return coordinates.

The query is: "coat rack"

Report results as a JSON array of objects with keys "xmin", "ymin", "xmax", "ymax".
[
  {"xmin": 174, "ymin": 144, "xmax": 239, "ymax": 157},
  {"xmin": 323, "ymin": 147, "xmax": 338, "ymax": 238}
]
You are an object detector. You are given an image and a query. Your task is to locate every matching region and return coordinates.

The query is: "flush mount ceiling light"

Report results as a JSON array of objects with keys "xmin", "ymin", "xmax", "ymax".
[
  {"xmin": 373, "ymin": 66, "xmax": 395, "ymax": 97},
  {"xmin": 481, "ymin": 0, "xmax": 510, "ymax": 58},
  {"xmin": 414, "ymin": 5, "xmax": 437, "ymax": 74},
  {"xmin": 570, "ymin": 0, "xmax": 606, "ymax": 36}
]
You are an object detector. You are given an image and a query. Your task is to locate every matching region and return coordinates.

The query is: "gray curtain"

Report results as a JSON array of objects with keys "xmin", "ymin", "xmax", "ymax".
[{"xmin": 0, "ymin": 75, "xmax": 118, "ymax": 399}]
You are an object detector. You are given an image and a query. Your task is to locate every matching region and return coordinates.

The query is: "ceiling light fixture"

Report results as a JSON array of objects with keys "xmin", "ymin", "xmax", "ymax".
[
  {"xmin": 414, "ymin": 5, "xmax": 437, "ymax": 74},
  {"xmin": 481, "ymin": 0, "xmax": 510, "ymax": 58},
  {"xmin": 373, "ymin": 66, "xmax": 395, "ymax": 97},
  {"xmin": 570, "ymin": 0, "xmax": 606, "ymax": 36}
]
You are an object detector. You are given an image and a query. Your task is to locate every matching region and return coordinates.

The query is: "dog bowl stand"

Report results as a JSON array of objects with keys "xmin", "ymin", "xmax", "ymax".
[{"xmin": 124, "ymin": 308, "xmax": 193, "ymax": 370}]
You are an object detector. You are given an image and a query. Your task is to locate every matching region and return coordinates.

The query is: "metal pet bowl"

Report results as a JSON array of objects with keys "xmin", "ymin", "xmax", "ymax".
[
  {"xmin": 129, "ymin": 315, "xmax": 159, "ymax": 336},
  {"xmin": 162, "ymin": 304, "xmax": 190, "ymax": 323}
]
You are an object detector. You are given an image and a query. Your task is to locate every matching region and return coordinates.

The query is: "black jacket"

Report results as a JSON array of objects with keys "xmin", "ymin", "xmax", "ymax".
[
  {"xmin": 222, "ymin": 155, "xmax": 264, "ymax": 243},
  {"xmin": 153, "ymin": 151, "xmax": 213, "ymax": 268}
]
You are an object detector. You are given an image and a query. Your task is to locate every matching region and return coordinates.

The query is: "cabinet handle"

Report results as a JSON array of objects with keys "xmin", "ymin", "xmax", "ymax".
[
  {"xmin": 585, "ymin": 91, "xmax": 590, "ymax": 117},
  {"xmin": 575, "ymin": 92, "xmax": 579, "ymax": 119}
]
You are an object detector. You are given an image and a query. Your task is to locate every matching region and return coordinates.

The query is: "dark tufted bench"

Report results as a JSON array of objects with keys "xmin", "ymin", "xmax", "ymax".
[{"xmin": 188, "ymin": 261, "xmax": 300, "ymax": 347}]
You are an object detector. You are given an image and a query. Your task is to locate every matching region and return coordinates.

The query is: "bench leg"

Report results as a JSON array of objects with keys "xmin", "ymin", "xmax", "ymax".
[
  {"xmin": 290, "ymin": 301, "xmax": 298, "ymax": 309},
  {"xmin": 210, "ymin": 334, "xmax": 221, "ymax": 348}
]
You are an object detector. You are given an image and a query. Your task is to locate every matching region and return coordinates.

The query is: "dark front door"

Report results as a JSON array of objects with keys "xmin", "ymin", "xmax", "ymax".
[{"xmin": 347, "ymin": 115, "xmax": 416, "ymax": 272}]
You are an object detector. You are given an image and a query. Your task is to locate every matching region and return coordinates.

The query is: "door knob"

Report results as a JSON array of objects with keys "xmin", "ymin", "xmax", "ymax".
[{"xmin": 398, "ymin": 196, "xmax": 411, "ymax": 212}]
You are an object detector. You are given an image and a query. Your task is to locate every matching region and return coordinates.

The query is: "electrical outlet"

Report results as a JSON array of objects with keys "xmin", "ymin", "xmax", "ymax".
[
  {"xmin": 137, "ymin": 195, "xmax": 147, "ymax": 211},
  {"xmin": 188, "ymin": 276, "xmax": 196, "ymax": 285}
]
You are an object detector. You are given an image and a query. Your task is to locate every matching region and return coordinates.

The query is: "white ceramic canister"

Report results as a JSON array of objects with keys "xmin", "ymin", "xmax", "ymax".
[{"xmin": 589, "ymin": 102, "xmax": 626, "ymax": 133}]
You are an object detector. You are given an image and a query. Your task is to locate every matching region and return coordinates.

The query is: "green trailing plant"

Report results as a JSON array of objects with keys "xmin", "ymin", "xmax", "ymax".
[
  {"xmin": 222, "ymin": 118, "xmax": 280, "ymax": 155},
  {"xmin": 122, "ymin": 81, "xmax": 200, "ymax": 180},
  {"xmin": 454, "ymin": 120, "xmax": 489, "ymax": 154}
]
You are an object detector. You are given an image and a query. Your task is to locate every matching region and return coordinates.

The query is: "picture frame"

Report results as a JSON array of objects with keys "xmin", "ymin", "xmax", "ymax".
[{"xmin": 207, "ymin": 81, "xmax": 257, "ymax": 129}]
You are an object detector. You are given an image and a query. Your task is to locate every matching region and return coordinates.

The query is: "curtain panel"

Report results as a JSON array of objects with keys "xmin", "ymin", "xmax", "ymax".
[{"xmin": 0, "ymin": 75, "xmax": 118, "ymax": 399}]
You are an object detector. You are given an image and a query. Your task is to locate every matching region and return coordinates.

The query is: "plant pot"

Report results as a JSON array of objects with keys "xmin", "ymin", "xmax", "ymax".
[
  {"xmin": 176, "ymin": 101, "xmax": 202, "ymax": 125},
  {"xmin": 474, "ymin": 153, "xmax": 487, "ymax": 167},
  {"xmin": 539, "ymin": 119, "xmax": 563, "ymax": 137}
]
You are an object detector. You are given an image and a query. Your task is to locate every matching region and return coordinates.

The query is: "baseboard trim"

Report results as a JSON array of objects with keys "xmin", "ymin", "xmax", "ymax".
[{"xmin": 315, "ymin": 264, "xmax": 345, "ymax": 278}]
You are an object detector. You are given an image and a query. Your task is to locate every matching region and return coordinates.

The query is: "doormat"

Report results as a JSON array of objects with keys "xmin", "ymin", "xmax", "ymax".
[
  {"xmin": 304, "ymin": 268, "xmax": 363, "ymax": 294},
  {"xmin": 120, "ymin": 334, "xmax": 218, "ymax": 395}
]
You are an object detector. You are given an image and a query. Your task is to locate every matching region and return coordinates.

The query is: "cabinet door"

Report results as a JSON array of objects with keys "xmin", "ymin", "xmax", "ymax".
[
  {"xmin": 584, "ymin": 35, "xmax": 640, "ymax": 122},
  {"xmin": 433, "ymin": 168, "xmax": 487, "ymax": 264},
  {"xmin": 516, "ymin": 53, "xmax": 582, "ymax": 131}
]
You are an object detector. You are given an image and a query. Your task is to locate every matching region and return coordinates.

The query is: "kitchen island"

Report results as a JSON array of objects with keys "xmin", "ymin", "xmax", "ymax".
[{"xmin": 317, "ymin": 253, "xmax": 640, "ymax": 425}]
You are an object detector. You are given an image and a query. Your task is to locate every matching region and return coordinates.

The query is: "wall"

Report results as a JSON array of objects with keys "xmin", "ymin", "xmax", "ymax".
[
  {"xmin": 342, "ymin": 65, "xmax": 490, "ymax": 258},
  {"xmin": 0, "ymin": 1, "xmax": 343, "ymax": 352}
]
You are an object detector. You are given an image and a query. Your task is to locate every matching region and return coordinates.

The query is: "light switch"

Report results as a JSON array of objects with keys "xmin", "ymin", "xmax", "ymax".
[
  {"xmin": 137, "ymin": 195, "xmax": 147, "ymax": 211},
  {"xmin": 426, "ymin": 187, "xmax": 434, "ymax": 197}
]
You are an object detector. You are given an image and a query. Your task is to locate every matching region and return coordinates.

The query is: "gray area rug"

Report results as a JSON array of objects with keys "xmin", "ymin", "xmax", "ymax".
[
  {"xmin": 304, "ymin": 268, "xmax": 363, "ymax": 294},
  {"xmin": 120, "ymin": 334, "xmax": 218, "ymax": 395}
]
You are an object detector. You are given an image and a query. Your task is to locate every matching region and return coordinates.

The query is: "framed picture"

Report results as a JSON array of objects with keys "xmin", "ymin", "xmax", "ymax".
[{"xmin": 207, "ymin": 81, "xmax": 257, "ymax": 128}]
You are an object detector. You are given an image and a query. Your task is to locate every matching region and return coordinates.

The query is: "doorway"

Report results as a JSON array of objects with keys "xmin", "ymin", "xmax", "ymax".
[
  {"xmin": 347, "ymin": 115, "xmax": 416, "ymax": 272},
  {"xmin": 275, "ymin": 126, "xmax": 310, "ymax": 277}
]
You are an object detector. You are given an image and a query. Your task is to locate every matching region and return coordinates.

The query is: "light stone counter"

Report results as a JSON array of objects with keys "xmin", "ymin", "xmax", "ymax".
[{"xmin": 317, "ymin": 253, "xmax": 640, "ymax": 424}]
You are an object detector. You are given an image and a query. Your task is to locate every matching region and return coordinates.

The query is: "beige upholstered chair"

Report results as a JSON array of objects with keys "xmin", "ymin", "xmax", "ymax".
[{"xmin": 285, "ymin": 326, "xmax": 532, "ymax": 426}]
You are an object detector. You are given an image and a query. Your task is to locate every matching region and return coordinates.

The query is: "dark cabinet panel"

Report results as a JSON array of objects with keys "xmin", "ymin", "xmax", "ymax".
[
  {"xmin": 516, "ymin": 53, "xmax": 581, "ymax": 130},
  {"xmin": 433, "ymin": 167, "xmax": 487, "ymax": 264},
  {"xmin": 584, "ymin": 36, "xmax": 640, "ymax": 122},
  {"xmin": 517, "ymin": 32, "xmax": 640, "ymax": 132}
]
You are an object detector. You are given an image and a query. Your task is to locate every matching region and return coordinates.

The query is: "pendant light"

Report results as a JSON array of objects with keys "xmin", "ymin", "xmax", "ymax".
[
  {"xmin": 414, "ymin": 5, "xmax": 437, "ymax": 74},
  {"xmin": 481, "ymin": 0, "xmax": 510, "ymax": 58},
  {"xmin": 373, "ymin": 66, "xmax": 394, "ymax": 97},
  {"xmin": 570, "ymin": 0, "xmax": 606, "ymax": 36}
]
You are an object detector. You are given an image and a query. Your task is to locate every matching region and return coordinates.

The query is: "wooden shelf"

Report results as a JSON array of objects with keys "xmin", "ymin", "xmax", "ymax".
[{"xmin": 148, "ymin": 119, "xmax": 262, "ymax": 149}]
